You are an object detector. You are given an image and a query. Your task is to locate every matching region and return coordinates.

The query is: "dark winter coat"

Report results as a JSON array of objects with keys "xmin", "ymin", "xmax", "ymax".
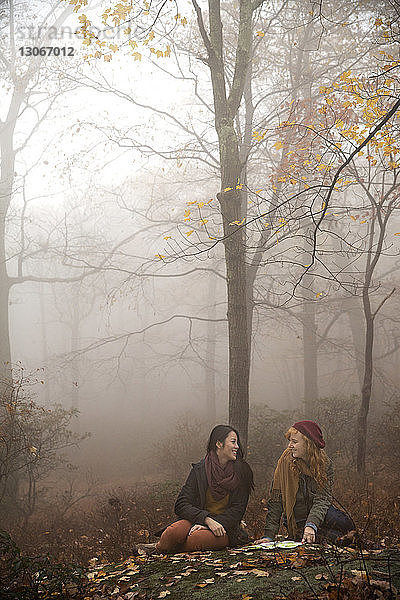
[
  {"xmin": 263, "ymin": 461, "xmax": 334, "ymax": 539},
  {"xmin": 156, "ymin": 459, "xmax": 250, "ymax": 546}
]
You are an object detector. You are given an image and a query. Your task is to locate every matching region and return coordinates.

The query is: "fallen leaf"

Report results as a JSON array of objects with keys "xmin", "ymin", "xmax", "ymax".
[
  {"xmin": 250, "ymin": 569, "xmax": 269, "ymax": 577},
  {"xmin": 351, "ymin": 569, "xmax": 368, "ymax": 579},
  {"xmin": 195, "ymin": 579, "xmax": 215, "ymax": 588}
]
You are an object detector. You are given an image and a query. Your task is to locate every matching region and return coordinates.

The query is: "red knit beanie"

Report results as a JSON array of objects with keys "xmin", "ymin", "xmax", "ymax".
[{"xmin": 293, "ymin": 420, "xmax": 325, "ymax": 448}]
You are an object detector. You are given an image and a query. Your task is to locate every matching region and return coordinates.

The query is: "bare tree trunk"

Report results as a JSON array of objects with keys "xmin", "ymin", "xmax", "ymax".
[
  {"xmin": 39, "ymin": 284, "xmax": 50, "ymax": 404},
  {"xmin": 205, "ymin": 274, "xmax": 217, "ymax": 426},
  {"xmin": 303, "ymin": 294, "xmax": 318, "ymax": 417},
  {"xmin": 356, "ymin": 203, "xmax": 396, "ymax": 473},
  {"xmin": 357, "ymin": 286, "xmax": 374, "ymax": 473},
  {"xmin": 70, "ymin": 298, "xmax": 80, "ymax": 426},
  {"xmin": 345, "ymin": 296, "xmax": 365, "ymax": 392},
  {"xmin": 0, "ymin": 90, "xmax": 23, "ymax": 395},
  {"xmin": 218, "ymin": 189, "xmax": 250, "ymax": 448},
  {"xmin": 193, "ymin": 0, "xmax": 255, "ymax": 450}
]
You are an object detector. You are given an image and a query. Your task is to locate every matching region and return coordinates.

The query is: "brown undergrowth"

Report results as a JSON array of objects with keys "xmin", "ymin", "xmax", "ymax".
[{"xmin": 6, "ymin": 467, "xmax": 400, "ymax": 567}]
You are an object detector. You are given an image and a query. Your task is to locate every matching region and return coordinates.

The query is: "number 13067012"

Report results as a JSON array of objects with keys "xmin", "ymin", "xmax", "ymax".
[{"xmin": 19, "ymin": 47, "xmax": 75, "ymax": 57}]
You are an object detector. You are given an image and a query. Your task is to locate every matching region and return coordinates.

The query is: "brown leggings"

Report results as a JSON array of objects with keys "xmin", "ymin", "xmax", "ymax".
[{"xmin": 156, "ymin": 519, "xmax": 229, "ymax": 553}]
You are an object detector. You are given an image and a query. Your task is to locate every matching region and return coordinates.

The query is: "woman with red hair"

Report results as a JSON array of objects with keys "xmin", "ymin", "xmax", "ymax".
[{"xmin": 258, "ymin": 420, "xmax": 354, "ymax": 544}]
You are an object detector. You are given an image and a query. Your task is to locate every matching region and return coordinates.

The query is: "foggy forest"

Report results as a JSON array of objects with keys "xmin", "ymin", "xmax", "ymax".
[{"xmin": 0, "ymin": 0, "xmax": 400, "ymax": 598}]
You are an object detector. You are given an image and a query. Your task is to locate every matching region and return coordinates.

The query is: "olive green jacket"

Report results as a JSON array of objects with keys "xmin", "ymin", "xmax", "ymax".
[{"xmin": 263, "ymin": 461, "xmax": 334, "ymax": 539}]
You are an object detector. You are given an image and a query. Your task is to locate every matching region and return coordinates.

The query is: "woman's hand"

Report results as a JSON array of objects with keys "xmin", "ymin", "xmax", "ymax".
[
  {"xmin": 302, "ymin": 526, "xmax": 316, "ymax": 543},
  {"xmin": 188, "ymin": 524, "xmax": 207, "ymax": 536},
  {"xmin": 205, "ymin": 516, "xmax": 226, "ymax": 537},
  {"xmin": 253, "ymin": 537, "xmax": 273, "ymax": 544}
]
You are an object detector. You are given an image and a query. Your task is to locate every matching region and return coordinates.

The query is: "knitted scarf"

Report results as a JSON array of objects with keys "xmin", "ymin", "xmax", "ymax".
[
  {"xmin": 205, "ymin": 450, "xmax": 240, "ymax": 501},
  {"xmin": 271, "ymin": 447, "xmax": 313, "ymax": 538}
]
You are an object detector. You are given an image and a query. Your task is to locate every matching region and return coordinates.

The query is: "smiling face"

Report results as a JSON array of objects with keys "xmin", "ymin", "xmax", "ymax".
[
  {"xmin": 216, "ymin": 430, "xmax": 239, "ymax": 465},
  {"xmin": 288, "ymin": 430, "xmax": 308, "ymax": 459}
]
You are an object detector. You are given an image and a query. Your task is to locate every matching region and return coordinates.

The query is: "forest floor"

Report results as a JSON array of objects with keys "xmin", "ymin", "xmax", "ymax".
[
  {"xmin": 2, "ymin": 537, "xmax": 400, "ymax": 600},
  {"xmin": 2, "ymin": 466, "xmax": 400, "ymax": 598},
  {"xmin": 79, "ymin": 544, "xmax": 400, "ymax": 600}
]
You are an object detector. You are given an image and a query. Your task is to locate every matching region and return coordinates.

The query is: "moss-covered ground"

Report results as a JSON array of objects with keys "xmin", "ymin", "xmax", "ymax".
[{"xmin": 81, "ymin": 545, "xmax": 400, "ymax": 600}]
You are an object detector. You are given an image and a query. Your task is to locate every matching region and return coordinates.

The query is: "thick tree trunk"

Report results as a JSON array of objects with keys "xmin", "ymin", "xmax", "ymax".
[
  {"xmin": 215, "ymin": 113, "xmax": 250, "ymax": 448},
  {"xmin": 218, "ymin": 188, "xmax": 250, "ymax": 450},
  {"xmin": 196, "ymin": 0, "xmax": 254, "ymax": 450}
]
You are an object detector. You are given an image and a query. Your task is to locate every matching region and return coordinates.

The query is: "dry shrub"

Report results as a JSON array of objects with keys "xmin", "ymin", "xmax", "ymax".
[
  {"xmin": 152, "ymin": 417, "xmax": 209, "ymax": 478},
  {"xmin": 10, "ymin": 481, "xmax": 179, "ymax": 564}
]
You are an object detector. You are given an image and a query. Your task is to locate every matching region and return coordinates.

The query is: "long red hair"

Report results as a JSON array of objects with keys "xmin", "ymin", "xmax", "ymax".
[{"xmin": 285, "ymin": 426, "xmax": 329, "ymax": 486}]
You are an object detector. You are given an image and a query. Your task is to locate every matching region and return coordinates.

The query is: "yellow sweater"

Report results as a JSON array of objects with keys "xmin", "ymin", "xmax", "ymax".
[{"xmin": 205, "ymin": 488, "xmax": 229, "ymax": 515}]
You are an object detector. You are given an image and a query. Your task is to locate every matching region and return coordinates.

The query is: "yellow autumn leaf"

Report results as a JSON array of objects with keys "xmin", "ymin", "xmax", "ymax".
[
  {"xmin": 229, "ymin": 218, "xmax": 246, "ymax": 226},
  {"xmin": 109, "ymin": 43, "xmax": 118, "ymax": 52},
  {"xmin": 223, "ymin": 187, "xmax": 233, "ymax": 192},
  {"xmin": 274, "ymin": 141, "xmax": 283, "ymax": 150},
  {"xmin": 133, "ymin": 52, "xmax": 142, "ymax": 61},
  {"xmin": 256, "ymin": 31, "xmax": 265, "ymax": 37},
  {"xmin": 236, "ymin": 184, "xmax": 243, "ymax": 189},
  {"xmin": 185, "ymin": 230, "xmax": 194, "ymax": 236},
  {"xmin": 155, "ymin": 254, "xmax": 165, "ymax": 259}
]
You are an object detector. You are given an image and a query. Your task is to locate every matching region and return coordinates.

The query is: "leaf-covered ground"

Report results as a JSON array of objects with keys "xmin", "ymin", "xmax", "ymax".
[{"xmin": 43, "ymin": 545, "xmax": 400, "ymax": 600}]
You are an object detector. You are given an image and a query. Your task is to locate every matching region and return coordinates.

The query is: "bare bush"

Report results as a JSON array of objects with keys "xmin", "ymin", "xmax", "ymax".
[{"xmin": 0, "ymin": 368, "xmax": 88, "ymax": 527}]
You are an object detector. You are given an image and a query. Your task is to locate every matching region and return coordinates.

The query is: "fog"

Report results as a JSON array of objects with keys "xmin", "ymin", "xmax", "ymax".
[{"xmin": 1, "ymin": 0, "xmax": 400, "ymax": 497}]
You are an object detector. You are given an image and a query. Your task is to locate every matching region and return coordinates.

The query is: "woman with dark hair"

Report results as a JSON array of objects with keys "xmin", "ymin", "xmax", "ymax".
[
  {"xmin": 257, "ymin": 420, "xmax": 354, "ymax": 544},
  {"xmin": 140, "ymin": 425, "xmax": 254, "ymax": 554}
]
